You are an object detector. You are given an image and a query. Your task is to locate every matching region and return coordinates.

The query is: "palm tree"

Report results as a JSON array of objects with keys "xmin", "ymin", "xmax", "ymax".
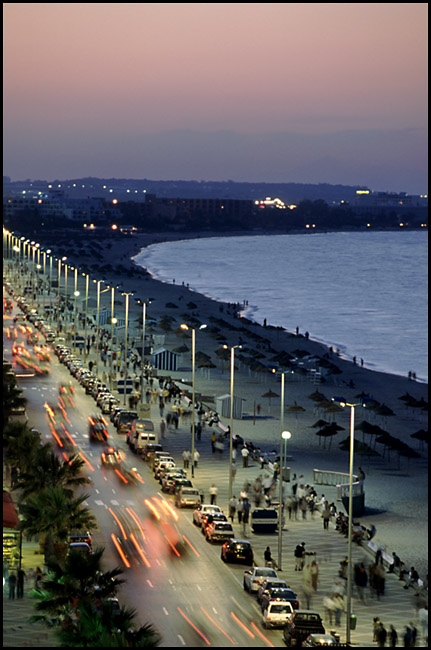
[
  {"xmin": 55, "ymin": 601, "xmax": 161, "ymax": 647},
  {"xmin": 19, "ymin": 486, "xmax": 97, "ymax": 566},
  {"xmin": 31, "ymin": 546, "xmax": 124, "ymax": 625},
  {"xmin": 3, "ymin": 421, "xmax": 40, "ymax": 476},
  {"xmin": 3, "ymin": 369, "xmax": 27, "ymax": 426},
  {"xmin": 31, "ymin": 547, "xmax": 161, "ymax": 647},
  {"xmin": 15, "ymin": 444, "xmax": 92, "ymax": 501}
]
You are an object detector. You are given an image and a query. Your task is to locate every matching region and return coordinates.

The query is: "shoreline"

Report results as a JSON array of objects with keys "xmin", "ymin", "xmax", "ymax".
[
  {"xmin": 131, "ymin": 231, "xmax": 428, "ymax": 384},
  {"xmin": 25, "ymin": 229, "xmax": 428, "ymax": 575}
]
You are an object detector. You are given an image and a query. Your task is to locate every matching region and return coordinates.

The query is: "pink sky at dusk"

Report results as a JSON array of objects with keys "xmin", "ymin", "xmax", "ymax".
[{"xmin": 3, "ymin": 3, "xmax": 428, "ymax": 192}]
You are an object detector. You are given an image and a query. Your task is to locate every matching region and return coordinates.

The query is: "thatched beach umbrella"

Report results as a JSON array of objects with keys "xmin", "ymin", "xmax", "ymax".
[
  {"xmin": 286, "ymin": 400, "xmax": 306, "ymax": 424},
  {"xmin": 308, "ymin": 390, "xmax": 327, "ymax": 402},
  {"xmin": 262, "ymin": 389, "xmax": 279, "ymax": 411},
  {"xmin": 310, "ymin": 419, "xmax": 330, "ymax": 429},
  {"xmin": 316, "ymin": 422, "xmax": 344, "ymax": 450},
  {"xmin": 410, "ymin": 429, "xmax": 428, "ymax": 451},
  {"xmin": 339, "ymin": 436, "xmax": 380, "ymax": 459},
  {"xmin": 324, "ymin": 401, "xmax": 344, "ymax": 421}
]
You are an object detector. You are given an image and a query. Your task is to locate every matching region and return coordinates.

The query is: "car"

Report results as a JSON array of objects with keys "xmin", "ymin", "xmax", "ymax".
[
  {"xmin": 221, "ymin": 539, "xmax": 254, "ymax": 565},
  {"xmin": 159, "ymin": 466, "xmax": 186, "ymax": 485},
  {"xmin": 257, "ymin": 578, "xmax": 289, "ymax": 605},
  {"xmin": 68, "ymin": 530, "xmax": 92, "ymax": 550},
  {"xmin": 89, "ymin": 416, "xmax": 109, "ymax": 442},
  {"xmin": 201, "ymin": 511, "xmax": 228, "ymax": 534},
  {"xmin": 152, "ymin": 452, "xmax": 173, "ymax": 471},
  {"xmin": 251, "ymin": 507, "xmax": 278, "ymax": 533},
  {"xmin": 260, "ymin": 587, "xmax": 299, "ymax": 613},
  {"xmin": 262, "ymin": 599, "xmax": 294, "ymax": 628},
  {"xmin": 116, "ymin": 410, "xmax": 138, "ymax": 434},
  {"xmin": 161, "ymin": 472, "xmax": 187, "ymax": 493},
  {"xmin": 171, "ymin": 477, "xmax": 194, "ymax": 495},
  {"xmin": 193, "ymin": 504, "xmax": 223, "ymax": 527},
  {"xmin": 101, "ymin": 447, "xmax": 122, "ymax": 468},
  {"xmin": 282, "ymin": 611, "xmax": 326, "ymax": 647},
  {"xmin": 142, "ymin": 443, "xmax": 164, "ymax": 462},
  {"xmin": 302, "ymin": 634, "xmax": 339, "ymax": 647},
  {"xmin": 243, "ymin": 566, "xmax": 278, "ymax": 592},
  {"xmin": 175, "ymin": 487, "xmax": 202, "ymax": 509},
  {"xmin": 154, "ymin": 459, "xmax": 176, "ymax": 480},
  {"xmin": 205, "ymin": 520, "xmax": 235, "ymax": 544}
]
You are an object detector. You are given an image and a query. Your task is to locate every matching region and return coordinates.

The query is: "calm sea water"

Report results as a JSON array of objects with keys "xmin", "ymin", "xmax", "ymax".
[{"xmin": 133, "ymin": 231, "xmax": 428, "ymax": 382}]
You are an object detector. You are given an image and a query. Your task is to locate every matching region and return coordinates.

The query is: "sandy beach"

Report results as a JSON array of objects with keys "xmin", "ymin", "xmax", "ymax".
[{"xmin": 48, "ymin": 230, "xmax": 428, "ymax": 578}]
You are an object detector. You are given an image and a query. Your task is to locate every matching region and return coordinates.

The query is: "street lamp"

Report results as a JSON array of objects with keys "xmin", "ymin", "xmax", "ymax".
[
  {"xmin": 181, "ymin": 323, "xmax": 207, "ymax": 478},
  {"xmin": 223, "ymin": 343, "xmax": 243, "ymax": 501},
  {"xmin": 278, "ymin": 370, "xmax": 292, "ymax": 569},
  {"xmin": 110, "ymin": 317, "xmax": 118, "ymax": 391},
  {"xmin": 331, "ymin": 397, "xmax": 364, "ymax": 645},
  {"xmin": 136, "ymin": 298, "xmax": 154, "ymax": 405},
  {"xmin": 122, "ymin": 291, "xmax": 134, "ymax": 405},
  {"xmin": 73, "ymin": 291, "xmax": 80, "ymax": 350}
]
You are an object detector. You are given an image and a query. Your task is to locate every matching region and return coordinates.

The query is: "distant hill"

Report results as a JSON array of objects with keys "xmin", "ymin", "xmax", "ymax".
[{"xmin": 3, "ymin": 176, "xmax": 366, "ymax": 204}]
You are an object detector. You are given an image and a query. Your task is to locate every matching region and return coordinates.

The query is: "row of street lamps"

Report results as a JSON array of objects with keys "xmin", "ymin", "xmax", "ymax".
[{"xmin": 4, "ymin": 228, "xmax": 361, "ymax": 645}]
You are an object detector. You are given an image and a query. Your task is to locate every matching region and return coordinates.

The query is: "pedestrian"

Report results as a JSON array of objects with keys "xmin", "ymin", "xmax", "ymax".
[
  {"xmin": 403, "ymin": 626, "xmax": 413, "ymax": 647},
  {"xmin": 160, "ymin": 418, "xmax": 166, "ymax": 439},
  {"xmin": 294, "ymin": 542, "xmax": 306, "ymax": 571},
  {"xmin": 321, "ymin": 501, "xmax": 331, "ymax": 530},
  {"xmin": 323, "ymin": 594, "xmax": 336, "ymax": 626},
  {"xmin": 34, "ymin": 566, "xmax": 43, "ymax": 591},
  {"xmin": 241, "ymin": 445, "xmax": 249, "ymax": 468},
  {"xmin": 209, "ymin": 484, "xmax": 218, "ymax": 505},
  {"xmin": 237, "ymin": 498, "xmax": 243, "ymax": 524},
  {"xmin": 418, "ymin": 606, "xmax": 428, "ymax": 643},
  {"xmin": 310, "ymin": 560, "xmax": 319, "ymax": 591},
  {"xmin": 302, "ymin": 579, "xmax": 314, "ymax": 610},
  {"xmin": 388, "ymin": 551, "xmax": 401, "ymax": 574},
  {"xmin": 242, "ymin": 498, "xmax": 250, "ymax": 535},
  {"xmin": 17, "ymin": 568, "xmax": 26, "ymax": 598},
  {"xmin": 409, "ymin": 622, "xmax": 417, "ymax": 646},
  {"xmin": 332, "ymin": 593, "xmax": 345, "ymax": 626},
  {"xmin": 264, "ymin": 546, "xmax": 273, "ymax": 567},
  {"xmin": 376, "ymin": 622, "xmax": 387, "ymax": 648},
  {"xmin": 182, "ymin": 448, "xmax": 191, "ymax": 469},
  {"xmin": 8, "ymin": 572, "xmax": 17, "ymax": 599},
  {"xmin": 404, "ymin": 567, "xmax": 419, "ymax": 590},
  {"xmin": 229, "ymin": 496, "xmax": 238, "ymax": 522},
  {"xmin": 373, "ymin": 617, "xmax": 381, "ymax": 642},
  {"xmin": 354, "ymin": 562, "xmax": 368, "ymax": 602},
  {"xmin": 357, "ymin": 466, "xmax": 365, "ymax": 481},
  {"xmin": 389, "ymin": 625, "xmax": 398, "ymax": 647},
  {"xmin": 211, "ymin": 431, "xmax": 216, "ymax": 453}
]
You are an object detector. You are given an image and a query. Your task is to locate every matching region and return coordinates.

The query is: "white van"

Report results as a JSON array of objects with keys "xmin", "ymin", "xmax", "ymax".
[{"xmin": 127, "ymin": 419, "xmax": 157, "ymax": 453}]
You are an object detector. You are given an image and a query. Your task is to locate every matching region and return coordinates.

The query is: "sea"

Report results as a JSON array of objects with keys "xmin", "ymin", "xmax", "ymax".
[{"xmin": 133, "ymin": 231, "xmax": 428, "ymax": 383}]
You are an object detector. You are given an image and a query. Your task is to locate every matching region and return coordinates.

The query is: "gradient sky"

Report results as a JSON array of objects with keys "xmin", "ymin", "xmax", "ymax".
[{"xmin": 3, "ymin": 3, "xmax": 428, "ymax": 192}]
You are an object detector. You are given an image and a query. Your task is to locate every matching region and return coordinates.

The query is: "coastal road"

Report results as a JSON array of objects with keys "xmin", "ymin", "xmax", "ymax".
[{"xmin": 4, "ymin": 314, "xmax": 281, "ymax": 647}]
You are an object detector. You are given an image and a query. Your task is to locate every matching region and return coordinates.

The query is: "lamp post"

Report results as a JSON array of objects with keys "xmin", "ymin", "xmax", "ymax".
[
  {"xmin": 73, "ymin": 291, "xmax": 80, "ymax": 350},
  {"xmin": 181, "ymin": 323, "xmax": 207, "ymax": 478},
  {"xmin": 136, "ymin": 298, "xmax": 154, "ymax": 405},
  {"xmin": 278, "ymin": 370, "xmax": 292, "ymax": 569},
  {"xmin": 110, "ymin": 317, "xmax": 118, "ymax": 391},
  {"xmin": 122, "ymin": 292, "xmax": 134, "ymax": 405},
  {"xmin": 222, "ymin": 343, "xmax": 243, "ymax": 501},
  {"xmin": 331, "ymin": 397, "xmax": 364, "ymax": 645}
]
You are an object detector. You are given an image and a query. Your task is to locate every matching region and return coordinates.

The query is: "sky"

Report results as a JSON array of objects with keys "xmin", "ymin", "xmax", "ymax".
[{"xmin": 3, "ymin": 3, "xmax": 428, "ymax": 193}]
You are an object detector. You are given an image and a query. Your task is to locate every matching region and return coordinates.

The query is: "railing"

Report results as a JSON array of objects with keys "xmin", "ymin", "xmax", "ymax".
[{"xmin": 313, "ymin": 468, "xmax": 364, "ymax": 501}]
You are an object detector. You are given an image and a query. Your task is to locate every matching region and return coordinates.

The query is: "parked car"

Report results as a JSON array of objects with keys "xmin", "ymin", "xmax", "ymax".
[
  {"xmin": 282, "ymin": 611, "xmax": 326, "ymax": 647},
  {"xmin": 251, "ymin": 507, "xmax": 278, "ymax": 533},
  {"xmin": 260, "ymin": 587, "xmax": 299, "ymax": 613},
  {"xmin": 257, "ymin": 578, "xmax": 289, "ymax": 605},
  {"xmin": 154, "ymin": 459, "xmax": 176, "ymax": 480},
  {"xmin": 171, "ymin": 477, "xmax": 194, "ymax": 495},
  {"xmin": 221, "ymin": 539, "xmax": 254, "ymax": 565},
  {"xmin": 201, "ymin": 511, "xmax": 228, "ymax": 534},
  {"xmin": 205, "ymin": 520, "xmax": 234, "ymax": 544},
  {"xmin": 175, "ymin": 487, "xmax": 201, "ymax": 509},
  {"xmin": 262, "ymin": 599, "xmax": 294, "ymax": 629},
  {"xmin": 161, "ymin": 472, "xmax": 187, "ymax": 493},
  {"xmin": 116, "ymin": 410, "xmax": 138, "ymax": 434},
  {"xmin": 159, "ymin": 466, "xmax": 186, "ymax": 485},
  {"xmin": 243, "ymin": 566, "xmax": 278, "ymax": 592},
  {"xmin": 193, "ymin": 504, "xmax": 223, "ymax": 527},
  {"xmin": 142, "ymin": 444, "xmax": 164, "ymax": 462},
  {"xmin": 302, "ymin": 634, "xmax": 339, "ymax": 647}
]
